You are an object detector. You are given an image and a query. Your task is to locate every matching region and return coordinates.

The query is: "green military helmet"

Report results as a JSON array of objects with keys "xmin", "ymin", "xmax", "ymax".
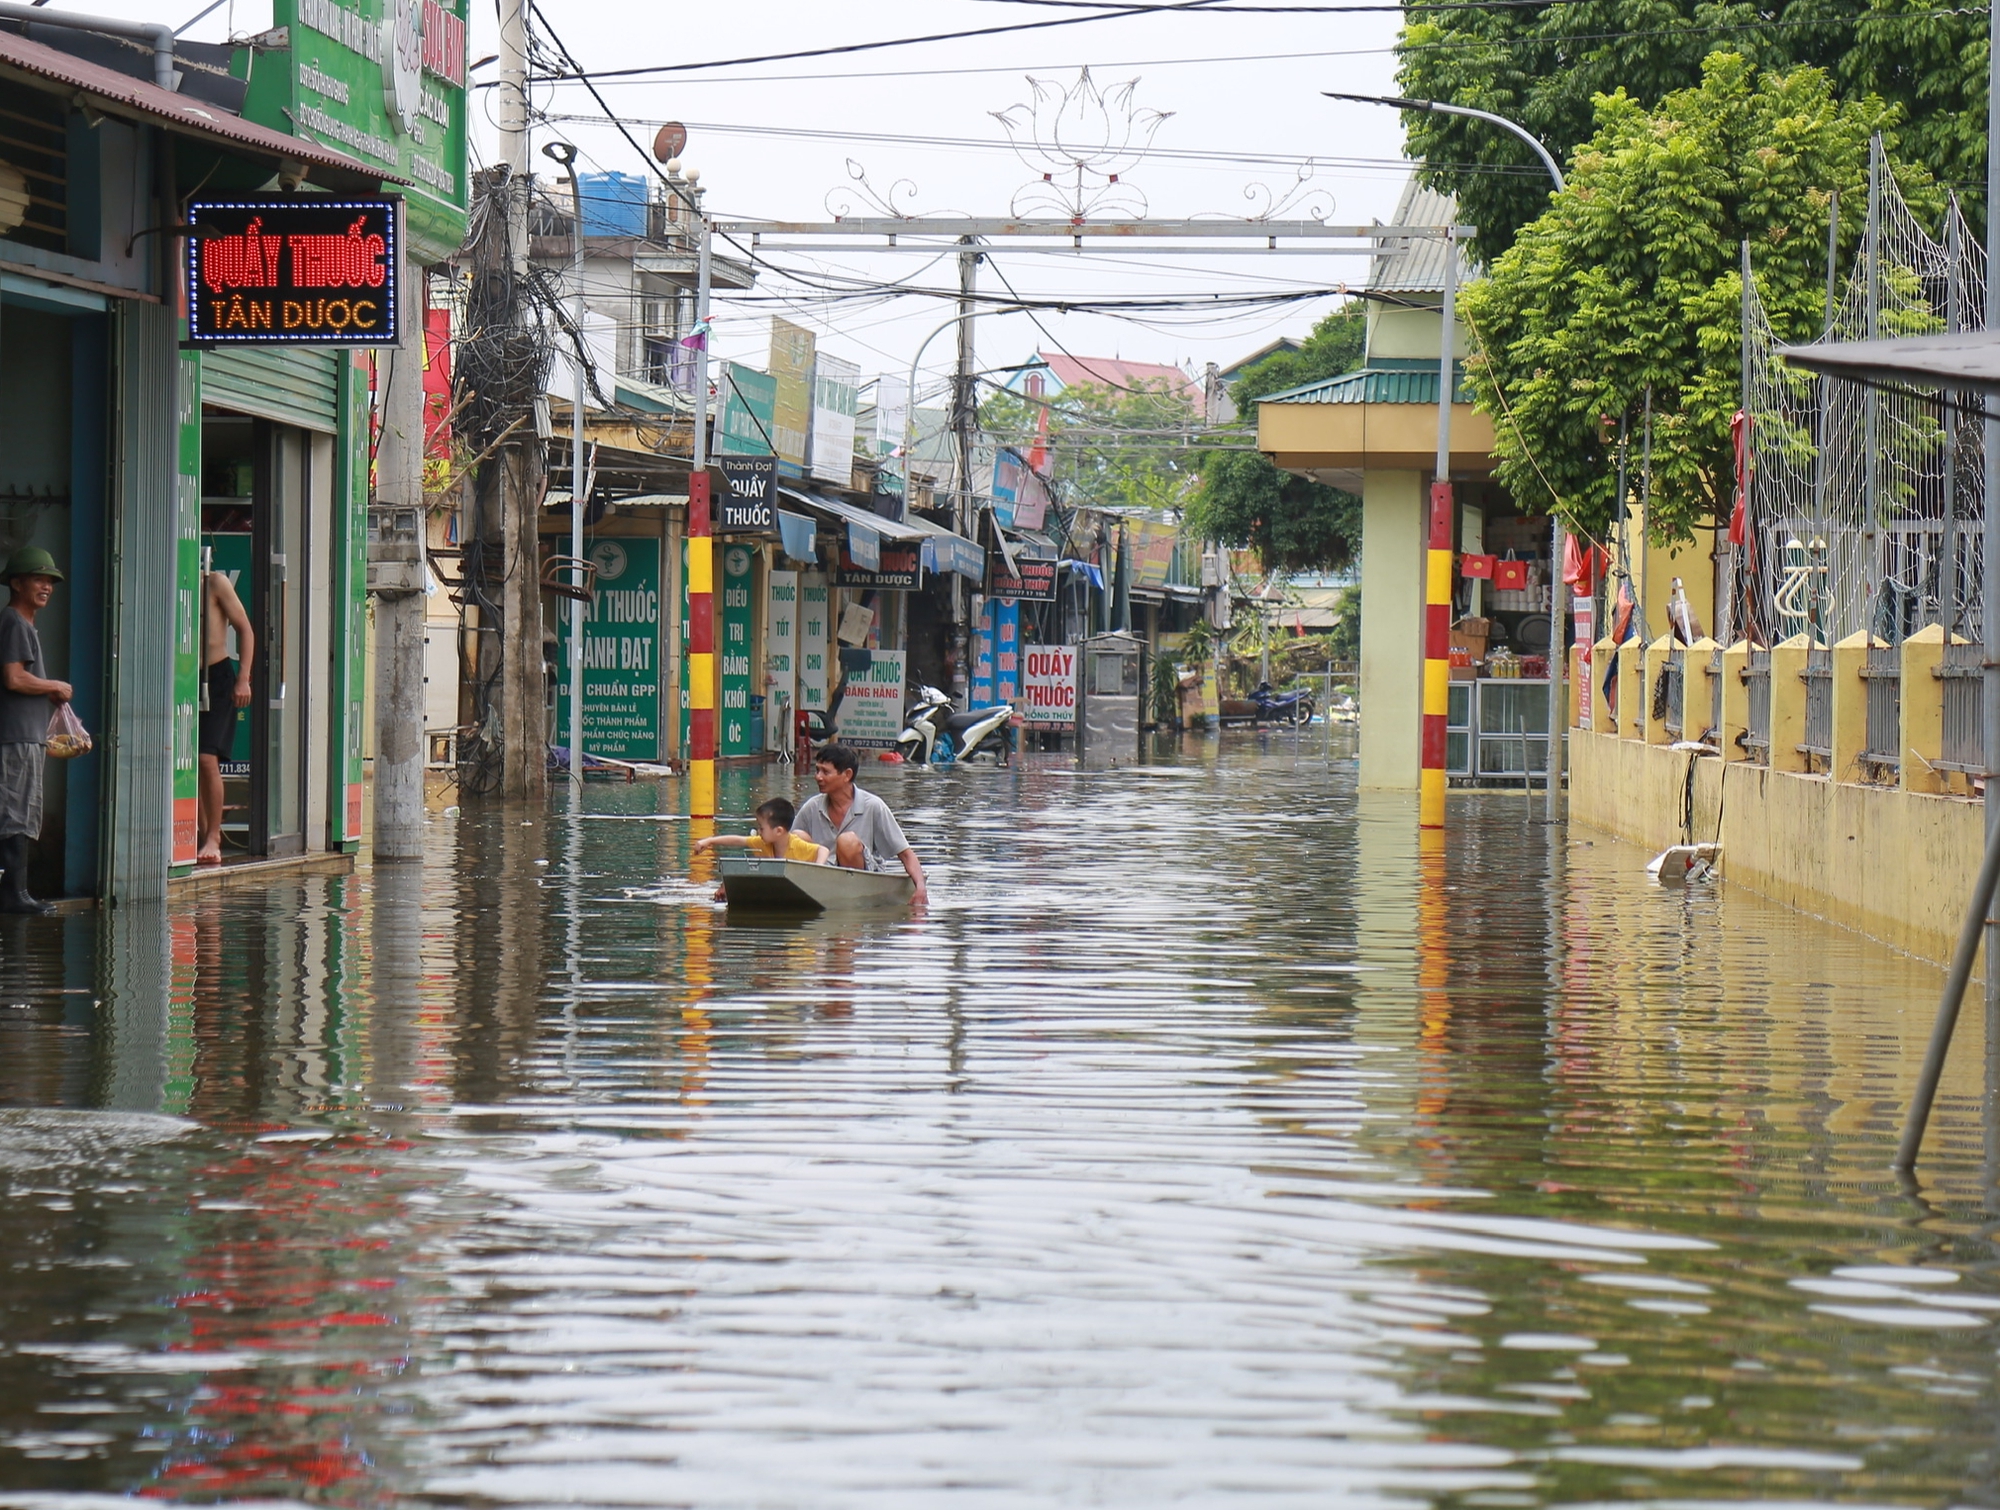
[{"xmin": 2, "ymin": 547, "xmax": 63, "ymax": 583}]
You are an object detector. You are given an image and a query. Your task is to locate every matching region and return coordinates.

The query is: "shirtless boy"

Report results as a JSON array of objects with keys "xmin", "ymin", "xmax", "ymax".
[{"xmin": 197, "ymin": 570, "xmax": 255, "ymax": 865}]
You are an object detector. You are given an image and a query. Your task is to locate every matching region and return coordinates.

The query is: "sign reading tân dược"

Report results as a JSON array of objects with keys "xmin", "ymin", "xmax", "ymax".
[{"xmin": 186, "ymin": 198, "xmax": 401, "ymax": 345}]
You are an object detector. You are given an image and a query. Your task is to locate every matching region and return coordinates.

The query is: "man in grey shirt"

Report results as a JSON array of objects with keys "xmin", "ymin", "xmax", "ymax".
[
  {"xmin": 0, "ymin": 548, "xmax": 71, "ymax": 915},
  {"xmin": 792, "ymin": 741, "xmax": 928, "ymax": 906}
]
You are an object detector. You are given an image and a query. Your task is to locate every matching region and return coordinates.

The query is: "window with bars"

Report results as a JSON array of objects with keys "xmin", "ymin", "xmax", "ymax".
[{"xmin": 0, "ymin": 91, "xmax": 67, "ymax": 256}]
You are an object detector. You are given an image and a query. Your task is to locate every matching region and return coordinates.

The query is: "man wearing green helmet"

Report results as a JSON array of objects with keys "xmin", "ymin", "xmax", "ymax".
[{"xmin": 0, "ymin": 547, "xmax": 70, "ymax": 915}]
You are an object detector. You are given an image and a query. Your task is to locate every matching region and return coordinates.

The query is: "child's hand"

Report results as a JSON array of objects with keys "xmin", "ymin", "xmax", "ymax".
[{"xmin": 693, "ymin": 836, "xmax": 716, "ymax": 854}]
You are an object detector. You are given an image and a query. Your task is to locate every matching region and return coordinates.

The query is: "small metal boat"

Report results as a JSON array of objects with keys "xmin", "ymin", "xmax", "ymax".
[{"xmin": 717, "ymin": 855, "xmax": 916, "ymax": 911}]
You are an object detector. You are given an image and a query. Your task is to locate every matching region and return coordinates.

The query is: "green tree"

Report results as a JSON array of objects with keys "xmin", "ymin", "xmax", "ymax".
[
  {"xmin": 1397, "ymin": 0, "xmax": 1983, "ymax": 261},
  {"xmin": 1183, "ymin": 449, "xmax": 1361, "ymax": 574},
  {"xmin": 980, "ymin": 376, "xmax": 1201, "ymax": 515},
  {"xmin": 1228, "ymin": 302, "xmax": 1367, "ymax": 404},
  {"xmin": 1181, "ymin": 301, "xmax": 1368, "ymax": 574},
  {"xmin": 1461, "ymin": 55, "xmax": 1932, "ymax": 546}
]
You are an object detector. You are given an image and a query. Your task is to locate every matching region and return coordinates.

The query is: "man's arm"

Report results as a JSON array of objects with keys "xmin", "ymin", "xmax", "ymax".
[
  {"xmin": 1, "ymin": 662, "xmax": 68, "ymax": 703},
  {"xmin": 212, "ymin": 573, "xmax": 255, "ymax": 707},
  {"xmin": 897, "ymin": 847, "xmax": 927, "ymax": 906}
]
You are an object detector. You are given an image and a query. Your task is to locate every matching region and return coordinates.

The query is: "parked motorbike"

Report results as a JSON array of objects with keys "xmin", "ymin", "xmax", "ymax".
[
  {"xmin": 1250, "ymin": 680, "xmax": 1316, "ymax": 726},
  {"xmin": 897, "ymin": 685, "xmax": 1015, "ymax": 766}
]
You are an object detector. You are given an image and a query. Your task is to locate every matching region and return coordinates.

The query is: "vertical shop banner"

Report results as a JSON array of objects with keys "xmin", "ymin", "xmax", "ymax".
[
  {"xmin": 769, "ymin": 318, "xmax": 815, "ymax": 472},
  {"xmin": 556, "ymin": 537, "xmax": 662, "ymax": 760},
  {"xmin": 833, "ymin": 649, "xmax": 907, "ymax": 749},
  {"xmin": 799, "ymin": 573, "xmax": 831, "ymax": 715},
  {"xmin": 874, "ymin": 373, "xmax": 909, "ymax": 457},
  {"xmin": 718, "ymin": 362, "xmax": 778, "ymax": 456},
  {"xmin": 992, "ymin": 598, "xmax": 1020, "ymax": 704},
  {"xmin": 720, "ymin": 544, "xmax": 755, "ymax": 756},
  {"xmin": 970, "ymin": 597, "xmax": 995, "ymax": 709},
  {"xmin": 765, "ymin": 569, "xmax": 798, "ymax": 751},
  {"xmin": 810, "ymin": 352, "xmax": 860, "ymax": 487},
  {"xmin": 171, "ymin": 349, "xmax": 202, "ymax": 867},
  {"xmin": 1023, "ymin": 644, "xmax": 1077, "ymax": 727},
  {"xmin": 240, "ymin": 0, "xmax": 469, "ymax": 266},
  {"xmin": 1573, "ymin": 596, "xmax": 1595, "ymax": 726}
]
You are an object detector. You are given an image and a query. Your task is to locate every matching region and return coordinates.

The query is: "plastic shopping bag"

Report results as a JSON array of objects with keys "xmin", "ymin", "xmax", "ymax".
[{"xmin": 45, "ymin": 702, "xmax": 91, "ymax": 760}]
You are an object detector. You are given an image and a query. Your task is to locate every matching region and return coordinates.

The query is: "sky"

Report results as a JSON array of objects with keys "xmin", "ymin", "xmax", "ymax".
[{"xmin": 88, "ymin": 0, "xmax": 1426, "ymax": 406}]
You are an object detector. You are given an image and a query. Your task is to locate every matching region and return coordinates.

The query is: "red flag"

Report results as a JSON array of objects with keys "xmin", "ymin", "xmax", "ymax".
[{"xmin": 1729, "ymin": 409, "xmax": 1751, "ymax": 546}]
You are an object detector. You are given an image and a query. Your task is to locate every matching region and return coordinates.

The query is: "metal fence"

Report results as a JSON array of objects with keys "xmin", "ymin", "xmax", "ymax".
[
  {"xmin": 1659, "ymin": 648, "xmax": 1684, "ymax": 739},
  {"xmin": 1938, "ymin": 640, "xmax": 1984, "ymax": 771},
  {"xmin": 1861, "ymin": 641, "xmax": 1901, "ymax": 773},
  {"xmin": 1801, "ymin": 646, "xmax": 1833, "ymax": 762},
  {"xmin": 1743, "ymin": 649, "xmax": 1772, "ymax": 761}
]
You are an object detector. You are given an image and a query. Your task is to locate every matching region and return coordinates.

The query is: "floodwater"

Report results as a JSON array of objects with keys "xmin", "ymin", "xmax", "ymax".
[{"xmin": 0, "ymin": 734, "xmax": 1996, "ymax": 1509}]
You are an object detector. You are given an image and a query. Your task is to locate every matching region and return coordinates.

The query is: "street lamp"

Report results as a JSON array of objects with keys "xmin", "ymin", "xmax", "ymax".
[
  {"xmin": 1326, "ymin": 91, "xmax": 1569, "ymax": 824},
  {"xmin": 1323, "ymin": 92, "xmax": 1564, "ymax": 191}
]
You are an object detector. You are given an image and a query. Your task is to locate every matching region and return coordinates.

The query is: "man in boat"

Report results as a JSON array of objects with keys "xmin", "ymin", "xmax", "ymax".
[{"xmin": 793, "ymin": 741, "xmax": 928, "ymax": 907}]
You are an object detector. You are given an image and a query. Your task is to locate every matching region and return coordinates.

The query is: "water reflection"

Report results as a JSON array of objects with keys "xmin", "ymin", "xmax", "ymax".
[{"xmin": 0, "ymin": 740, "xmax": 1994, "ymax": 1506}]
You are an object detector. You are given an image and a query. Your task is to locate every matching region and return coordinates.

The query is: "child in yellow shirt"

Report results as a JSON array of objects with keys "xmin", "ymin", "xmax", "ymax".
[{"xmin": 694, "ymin": 797, "xmax": 831, "ymax": 867}]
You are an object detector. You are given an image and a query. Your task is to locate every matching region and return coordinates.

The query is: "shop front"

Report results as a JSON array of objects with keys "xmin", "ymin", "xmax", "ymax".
[{"xmin": 0, "ymin": 30, "xmax": 389, "ymax": 901}]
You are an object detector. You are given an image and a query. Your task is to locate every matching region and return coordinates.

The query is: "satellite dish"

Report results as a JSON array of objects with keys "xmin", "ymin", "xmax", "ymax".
[{"xmin": 653, "ymin": 122, "xmax": 688, "ymax": 163}]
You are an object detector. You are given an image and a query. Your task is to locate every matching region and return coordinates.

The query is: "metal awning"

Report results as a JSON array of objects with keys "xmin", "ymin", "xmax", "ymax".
[
  {"xmin": 0, "ymin": 29, "xmax": 404, "ymax": 189},
  {"xmin": 778, "ymin": 487, "xmax": 925, "ymax": 542},
  {"xmin": 1778, "ymin": 332, "xmax": 2000, "ymax": 396},
  {"xmin": 903, "ymin": 512, "xmax": 985, "ymax": 582}
]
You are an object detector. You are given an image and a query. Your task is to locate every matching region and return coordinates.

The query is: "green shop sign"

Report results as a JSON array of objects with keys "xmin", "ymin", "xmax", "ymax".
[
  {"xmin": 556, "ymin": 537, "xmax": 663, "ymax": 762},
  {"xmin": 241, "ymin": 0, "xmax": 469, "ymax": 263},
  {"xmin": 720, "ymin": 544, "xmax": 755, "ymax": 756}
]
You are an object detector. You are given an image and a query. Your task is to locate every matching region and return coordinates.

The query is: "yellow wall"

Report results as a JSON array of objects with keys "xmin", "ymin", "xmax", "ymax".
[
  {"xmin": 1258, "ymin": 400, "xmax": 1496, "ymax": 476},
  {"xmin": 1360, "ymin": 469, "xmax": 1425, "ymax": 790},
  {"xmin": 1569, "ymin": 729, "xmax": 1982, "ymax": 966}
]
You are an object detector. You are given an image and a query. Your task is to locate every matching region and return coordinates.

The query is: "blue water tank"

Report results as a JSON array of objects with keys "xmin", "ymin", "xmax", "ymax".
[{"xmin": 578, "ymin": 172, "xmax": 649, "ymax": 238}]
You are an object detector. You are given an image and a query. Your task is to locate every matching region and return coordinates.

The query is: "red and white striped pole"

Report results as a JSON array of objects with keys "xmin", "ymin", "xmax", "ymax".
[
  {"xmin": 688, "ymin": 469, "xmax": 716, "ymax": 818},
  {"xmin": 1421, "ymin": 226, "xmax": 1459, "ymax": 830}
]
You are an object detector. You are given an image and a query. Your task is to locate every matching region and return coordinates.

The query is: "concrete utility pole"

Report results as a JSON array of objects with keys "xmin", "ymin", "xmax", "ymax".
[
  {"xmin": 688, "ymin": 209, "xmax": 717, "ymax": 819},
  {"xmin": 543, "ymin": 140, "xmax": 587, "ymax": 787},
  {"xmin": 487, "ymin": 0, "xmax": 546, "ymax": 800},
  {"xmin": 371, "ymin": 261, "xmax": 428, "ymax": 860},
  {"xmin": 950, "ymin": 238, "xmax": 980, "ymax": 701}
]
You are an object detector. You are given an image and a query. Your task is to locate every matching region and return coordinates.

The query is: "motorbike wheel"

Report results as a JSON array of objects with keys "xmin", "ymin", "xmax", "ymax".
[
  {"xmin": 1293, "ymin": 697, "xmax": 1315, "ymax": 726},
  {"xmin": 928, "ymin": 731, "xmax": 958, "ymax": 768}
]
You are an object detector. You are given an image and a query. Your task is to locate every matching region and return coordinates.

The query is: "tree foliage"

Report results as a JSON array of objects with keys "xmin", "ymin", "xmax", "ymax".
[
  {"xmin": 1397, "ymin": 0, "xmax": 1983, "ymax": 262},
  {"xmin": 1227, "ymin": 302, "xmax": 1367, "ymax": 405},
  {"xmin": 979, "ymin": 376, "xmax": 1200, "ymax": 515},
  {"xmin": 1183, "ymin": 449, "xmax": 1361, "ymax": 575},
  {"xmin": 1179, "ymin": 302, "xmax": 1368, "ymax": 575},
  {"xmin": 1461, "ymin": 55, "xmax": 1933, "ymax": 546}
]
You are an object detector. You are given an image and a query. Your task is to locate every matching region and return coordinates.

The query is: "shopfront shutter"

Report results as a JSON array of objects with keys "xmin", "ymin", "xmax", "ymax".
[{"xmin": 200, "ymin": 348, "xmax": 341, "ymax": 433}]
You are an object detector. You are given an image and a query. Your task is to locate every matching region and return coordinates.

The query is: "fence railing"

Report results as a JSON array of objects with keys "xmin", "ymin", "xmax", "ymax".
[
  {"xmin": 1800, "ymin": 646, "xmax": 1833, "ymax": 762},
  {"xmin": 1743, "ymin": 650, "xmax": 1772, "ymax": 761},
  {"xmin": 1860, "ymin": 641, "xmax": 1901, "ymax": 774},
  {"xmin": 1937, "ymin": 640, "xmax": 1984, "ymax": 772},
  {"xmin": 1659, "ymin": 648, "xmax": 1684, "ymax": 739}
]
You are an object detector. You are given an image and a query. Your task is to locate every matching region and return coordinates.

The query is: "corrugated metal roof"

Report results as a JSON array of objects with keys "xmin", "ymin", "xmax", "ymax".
[
  {"xmin": 0, "ymin": 29, "xmax": 403, "ymax": 185},
  {"xmin": 1259, "ymin": 360, "xmax": 1473, "ymax": 406},
  {"xmin": 1369, "ymin": 178, "xmax": 1476, "ymax": 293}
]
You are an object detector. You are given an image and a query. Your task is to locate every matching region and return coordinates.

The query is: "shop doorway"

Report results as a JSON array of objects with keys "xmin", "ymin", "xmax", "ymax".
[{"xmin": 201, "ymin": 413, "xmax": 312, "ymax": 859}]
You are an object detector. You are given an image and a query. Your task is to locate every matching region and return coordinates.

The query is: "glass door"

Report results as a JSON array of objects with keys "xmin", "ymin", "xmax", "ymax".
[{"xmin": 250, "ymin": 423, "xmax": 310, "ymax": 857}]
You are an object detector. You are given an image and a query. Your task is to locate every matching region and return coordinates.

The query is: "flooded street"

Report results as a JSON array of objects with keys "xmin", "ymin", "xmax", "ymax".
[{"xmin": 0, "ymin": 735, "xmax": 1995, "ymax": 1508}]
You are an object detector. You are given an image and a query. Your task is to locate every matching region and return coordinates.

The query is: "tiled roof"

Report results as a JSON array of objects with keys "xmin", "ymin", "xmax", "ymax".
[
  {"xmin": 1036, "ymin": 352, "xmax": 1199, "ymax": 399},
  {"xmin": 1258, "ymin": 359, "xmax": 1474, "ymax": 406}
]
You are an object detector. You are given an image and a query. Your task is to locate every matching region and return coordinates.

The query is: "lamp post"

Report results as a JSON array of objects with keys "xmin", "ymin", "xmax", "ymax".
[
  {"xmin": 1326, "ymin": 92, "xmax": 1567, "ymax": 824},
  {"xmin": 542, "ymin": 140, "xmax": 586, "ymax": 791}
]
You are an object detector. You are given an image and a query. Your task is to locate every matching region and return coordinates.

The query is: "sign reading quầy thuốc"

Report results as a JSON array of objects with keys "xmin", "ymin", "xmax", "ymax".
[
  {"xmin": 187, "ymin": 198, "xmax": 400, "ymax": 345},
  {"xmin": 1022, "ymin": 643, "xmax": 1077, "ymax": 727},
  {"xmin": 986, "ymin": 551, "xmax": 1057, "ymax": 602},
  {"xmin": 716, "ymin": 456, "xmax": 778, "ymax": 535},
  {"xmin": 556, "ymin": 536, "xmax": 662, "ymax": 761}
]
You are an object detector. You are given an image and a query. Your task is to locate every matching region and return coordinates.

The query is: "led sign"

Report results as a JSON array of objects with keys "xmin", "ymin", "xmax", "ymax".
[{"xmin": 186, "ymin": 197, "xmax": 401, "ymax": 346}]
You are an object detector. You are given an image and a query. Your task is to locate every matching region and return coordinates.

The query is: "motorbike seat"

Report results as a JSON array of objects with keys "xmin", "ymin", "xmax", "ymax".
[{"xmin": 942, "ymin": 708, "xmax": 1000, "ymax": 735}]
